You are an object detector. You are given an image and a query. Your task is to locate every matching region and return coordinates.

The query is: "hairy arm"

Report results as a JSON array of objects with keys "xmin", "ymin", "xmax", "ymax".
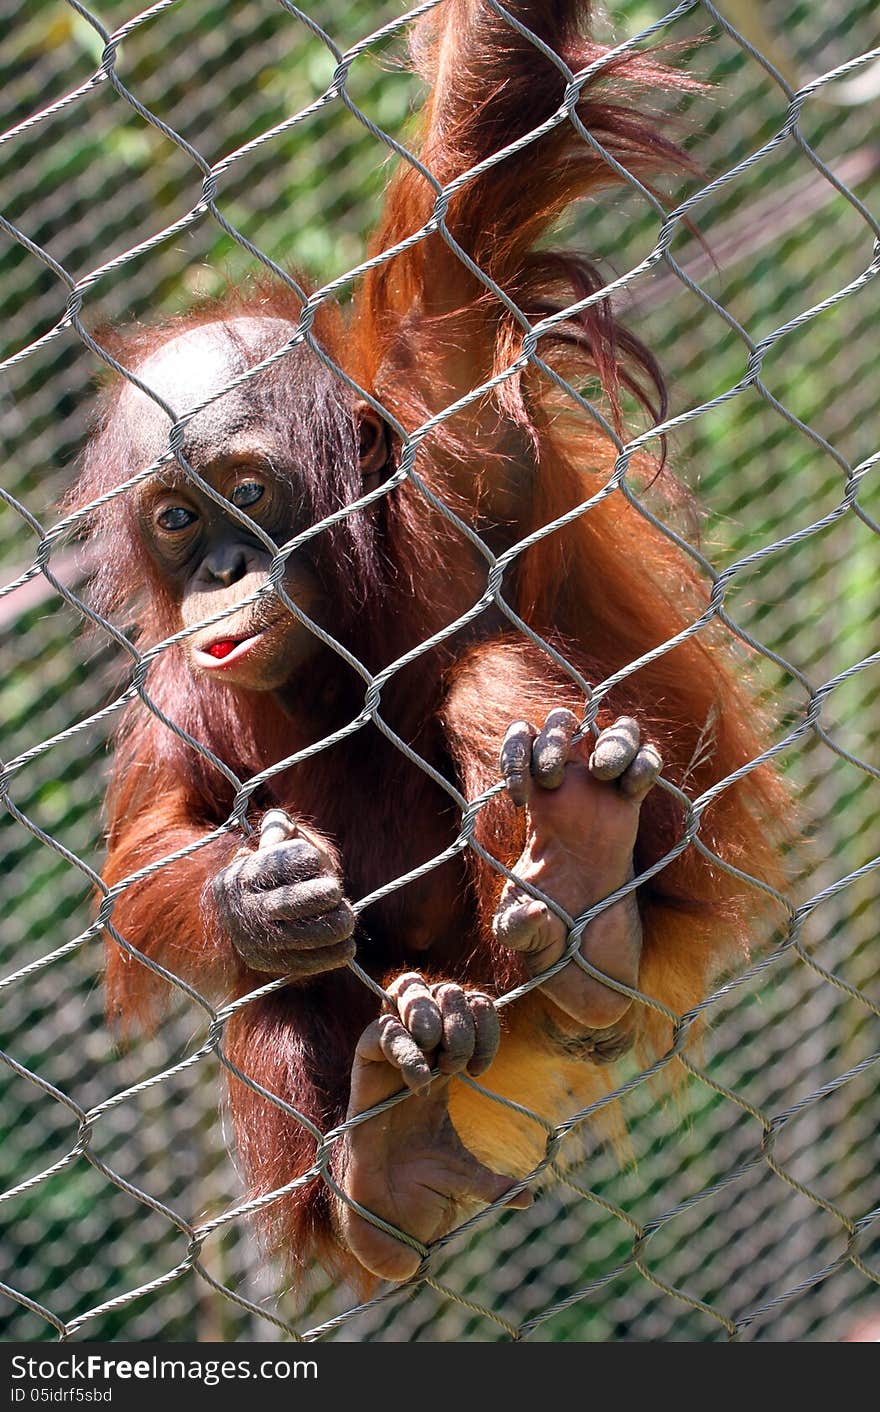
[
  {"xmin": 102, "ymin": 795, "xmax": 245, "ymax": 1033},
  {"xmin": 102, "ymin": 796, "xmax": 355, "ymax": 1035},
  {"xmin": 362, "ymin": 0, "xmax": 692, "ymax": 322}
]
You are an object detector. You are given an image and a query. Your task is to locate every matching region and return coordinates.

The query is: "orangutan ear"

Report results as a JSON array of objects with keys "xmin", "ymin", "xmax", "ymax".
[{"xmin": 355, "ymin": 401, "xmax": 391, "ymax": 482}]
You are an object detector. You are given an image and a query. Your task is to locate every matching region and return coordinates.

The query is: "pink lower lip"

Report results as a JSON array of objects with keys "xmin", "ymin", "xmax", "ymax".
[{"xmin": 194, "ymin": 632, "xmax": 263, "ymax": 670}]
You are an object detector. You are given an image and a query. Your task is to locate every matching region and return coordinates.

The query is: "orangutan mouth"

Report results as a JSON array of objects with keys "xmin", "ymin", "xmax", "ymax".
[{"xmin": 193, "ymin": 631, "xmax": 264, "ymax": 670}]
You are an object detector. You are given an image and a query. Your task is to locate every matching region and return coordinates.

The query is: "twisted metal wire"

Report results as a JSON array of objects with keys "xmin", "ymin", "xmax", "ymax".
[{"xmin": 0, "ymin": 0, "xmax": 878, "ymax": 1341}]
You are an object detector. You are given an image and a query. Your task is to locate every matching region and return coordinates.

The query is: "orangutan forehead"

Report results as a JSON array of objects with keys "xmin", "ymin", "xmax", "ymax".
[
  {"xmin": 116, "ymin": 317, "xmax": 303, "ymax": 472},
  {"xmin": 130, "ymin": 317, "xmax": 299, "ymax": 412}
]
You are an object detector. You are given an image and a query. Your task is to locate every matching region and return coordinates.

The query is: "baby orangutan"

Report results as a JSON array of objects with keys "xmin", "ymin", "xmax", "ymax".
[{"xmin": 72, "ymin": 0, "xmax": 785, "ymax": 1287}]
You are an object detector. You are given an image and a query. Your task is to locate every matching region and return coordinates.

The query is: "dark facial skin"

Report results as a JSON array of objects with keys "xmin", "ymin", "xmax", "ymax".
[{"xmin": 125, "ymin": 315, "xmax": 386, "ymax": 691}]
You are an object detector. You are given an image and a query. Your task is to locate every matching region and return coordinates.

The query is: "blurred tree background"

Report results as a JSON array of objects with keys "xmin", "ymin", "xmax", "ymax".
[{"xmin": 1, "ymin": 1, "xmax": 878, "ymax": 1341}]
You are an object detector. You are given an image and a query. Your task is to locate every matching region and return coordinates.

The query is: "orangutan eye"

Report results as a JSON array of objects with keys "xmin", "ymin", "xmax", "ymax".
[
  {"xmin": 230, "ymin": 481, "xmax": 264, "ymax": 509},
  {"xmin": 156, "ymin": 504, "xmax": 197, "ymax": 532}
]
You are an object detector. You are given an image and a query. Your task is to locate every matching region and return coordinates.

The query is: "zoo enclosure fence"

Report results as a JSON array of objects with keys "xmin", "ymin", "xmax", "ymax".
[{"xmin": 0, "ymin": 0, "xmax": 879, "ymax": 1341}]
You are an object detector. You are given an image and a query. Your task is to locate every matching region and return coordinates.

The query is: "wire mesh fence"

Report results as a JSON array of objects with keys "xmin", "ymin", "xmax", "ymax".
[{"xmin": 1, "ymin": 0, "xmax": 878, "ymax": 1342}]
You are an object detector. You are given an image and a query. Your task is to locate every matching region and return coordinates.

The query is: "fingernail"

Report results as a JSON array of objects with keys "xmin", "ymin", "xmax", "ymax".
[{"xmin": 260, "ymin": 809, "xmax": 295, "ymax": 847}]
